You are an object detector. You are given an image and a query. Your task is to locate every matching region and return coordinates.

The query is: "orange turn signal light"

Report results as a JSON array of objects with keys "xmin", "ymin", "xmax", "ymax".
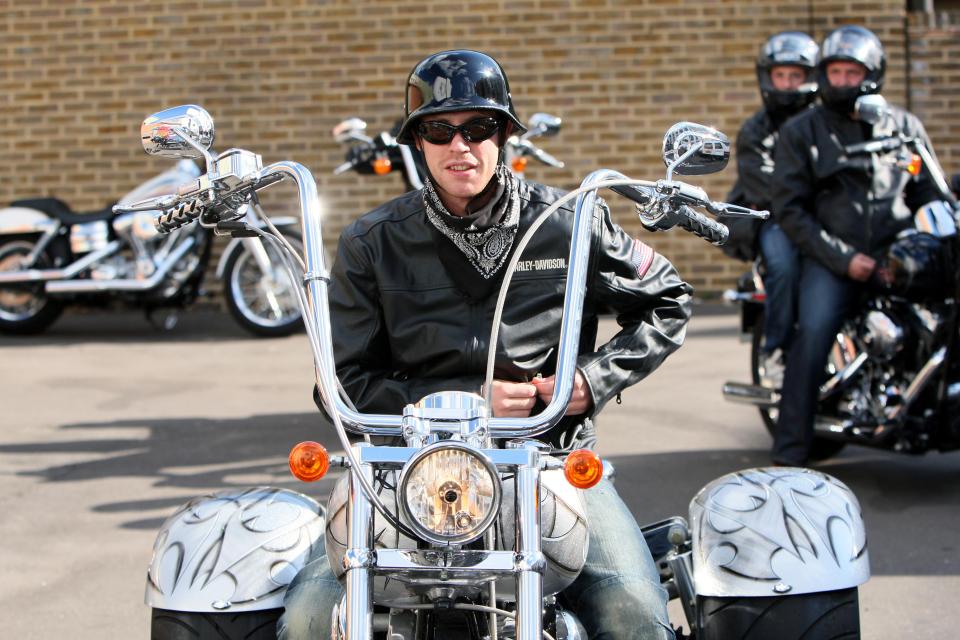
[
  {"xmin": 289, "ymin": 441, "xmax": 330, "ymax": 482},
  {"xmin": 373, "ymin": 156, "xmax": 392, "ymax": 175},
  {"xmin": 907, "ymin": 154, "xmax": 922, "ymax": 176},
  {"xmin": 511, "ymin": 156, "xmax": 528, "ymax": 174},
  {"xmin": 563, "ymin": 449, "xmax": 604, "ymax": 489}
]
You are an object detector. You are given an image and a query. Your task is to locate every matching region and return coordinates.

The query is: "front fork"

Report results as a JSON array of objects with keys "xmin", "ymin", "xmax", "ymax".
[
  {"xmin": 236, "ymin": 209, "xmax": 285, "ymax": 316},
  {"xmin": 344, "ymin": 453, "xmax": 374, "ymax": 638},
  {"xmin": 515, "ymin": 460, "xmax": 544, "ymax": 640}
]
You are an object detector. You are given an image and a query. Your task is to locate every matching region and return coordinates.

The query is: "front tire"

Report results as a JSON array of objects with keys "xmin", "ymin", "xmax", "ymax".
[
  {"xmin": 223, "ymin": 232, "xmax": 303, "ymax": 338},
  {"xmin": 151, "ymin": 608, "xmax": 282, "ymax": 640},
  {"xmin": 697, "ymin": 588, "xmax": 861, "ymax": 639},
  {"xmin": 750, "ymin": 315, "xmax": 846, "ymax": 461},
  {"xmin": 0, "ymin": 238, "xmax": 63, "ymax": 335}
]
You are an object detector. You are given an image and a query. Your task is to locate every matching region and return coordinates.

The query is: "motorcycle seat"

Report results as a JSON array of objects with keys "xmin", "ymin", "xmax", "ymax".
[{"xmin": 9, "ymin": 197, "xmax": 117, "ymax": 225}]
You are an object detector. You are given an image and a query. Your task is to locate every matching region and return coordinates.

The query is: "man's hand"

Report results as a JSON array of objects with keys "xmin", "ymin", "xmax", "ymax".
[
  {"xmin": 847, "ymin": 252, "xmax": 876, "ymax": 282},
  {"xmin": 533, "ymin": 370, "xmax": 594, "ymax": 416},
  {"xmin": 491, "ymin": 380, "xmax": 538, "ymax": 417}
]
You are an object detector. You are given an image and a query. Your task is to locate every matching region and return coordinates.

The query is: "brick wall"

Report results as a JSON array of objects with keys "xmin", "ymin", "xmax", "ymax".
[
  {"xmin": 0, "ymin": 0, "xmax": 955, "ymax": 299},
  {"xmin": 908, "ymin": 8, "xmax": 960, "ymax": 171}
]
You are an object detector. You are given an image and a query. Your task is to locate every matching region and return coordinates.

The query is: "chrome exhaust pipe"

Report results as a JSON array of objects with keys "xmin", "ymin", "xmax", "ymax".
[
  {"xmin": 722, "ymin": 382, "xmax": 779, "ymax": 407},
  {"xmin": 888, "ymin": 346, "xmax": 946, "ymax": 420},
  {"xmin": 725, "ymin": 383, "xmax": 854, "ymax": 439},
  {"xmin": 819, "ymin": 351, "xmax": 868, "ymax": 399},
  {"xmin": 0, "ymin": 241, "xmax": 121, "ymax": 283},
  {"xmin": 45, "ymin": 237, "xmax": 196, "ymax": 294}
]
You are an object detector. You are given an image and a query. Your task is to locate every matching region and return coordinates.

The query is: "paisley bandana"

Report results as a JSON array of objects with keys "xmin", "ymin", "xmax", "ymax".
[{"xmin": 422, "ymin": 164, "xmax": 521, "ymax": 279}]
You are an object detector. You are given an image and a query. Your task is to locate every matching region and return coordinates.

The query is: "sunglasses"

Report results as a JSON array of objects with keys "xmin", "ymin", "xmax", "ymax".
[{"xmin": 415, "ymin": 116, "xmax": 502, "ymax": 145}]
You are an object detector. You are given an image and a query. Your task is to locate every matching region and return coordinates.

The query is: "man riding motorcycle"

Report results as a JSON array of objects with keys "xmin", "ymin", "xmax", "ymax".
[
  {"xmin": 771, "ymin": 25, "xmax": 943, "ymax": 466},
  {"xmin": 723, "ymin": 31, "xmax": 819, "ymax": 375},
  {"xmin": 277, "ymin": 49, "xmax": 691, "ymax": 639}
]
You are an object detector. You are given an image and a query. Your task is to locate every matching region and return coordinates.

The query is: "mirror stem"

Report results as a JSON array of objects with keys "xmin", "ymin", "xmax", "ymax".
[
  {"xmin": 172, "ymin": 125, "xmax": 217, "ymax": 174},
  {"xmin": 665, "ymin": 141, "xmax": 704, "ymax": 181}
]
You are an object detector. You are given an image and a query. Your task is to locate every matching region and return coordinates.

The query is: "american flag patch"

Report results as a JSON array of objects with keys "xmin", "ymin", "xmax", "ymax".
[{"xmin": 630, "ymin": 239, "xmax": 655, "ymax": 278}]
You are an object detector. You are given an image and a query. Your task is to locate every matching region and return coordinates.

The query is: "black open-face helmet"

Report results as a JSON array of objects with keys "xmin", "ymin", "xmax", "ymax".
[
  {"xmin": 756, "ymin": 31, "xmax": 819, "ymax": 116},
  {"xmin": 818, "ymin": 25, "xmax": 885, "ymax": 113},
  {"xmin": 395, "ymin": 50, "xmax": 526, "ymax": 145}
]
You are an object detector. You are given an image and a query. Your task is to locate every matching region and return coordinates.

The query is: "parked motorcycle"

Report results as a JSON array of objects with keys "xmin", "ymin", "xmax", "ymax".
[
  {"xmin": 126, "ymin": 105, "xmax": 869, "ymax": 639},
  {"xmin": 331, "ymin": 112, "xmax": 565, "ymax": 190},
  {"xmin": 723, "ymin": 94, "xmax": 960, "ymax": 459},
  {"xmin": 0, "ymin": 145, "xmax": 303, "ymax": 336}
]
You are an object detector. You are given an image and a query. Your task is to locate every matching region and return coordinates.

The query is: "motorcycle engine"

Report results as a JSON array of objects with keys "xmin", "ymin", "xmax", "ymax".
[
  {"xmin": 89, "ymin": 255, "xmax": 133, "ymax": 281},
  {"xmin": 861, "ymin": 310, "xmax": 904, "ymax": 361},
  {"xmin": 70, "ymin": 220, "xmax": 110, "ymax": 254}
]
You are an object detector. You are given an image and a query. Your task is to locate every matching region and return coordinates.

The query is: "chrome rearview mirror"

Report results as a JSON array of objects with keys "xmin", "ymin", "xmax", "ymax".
[
  {"xmin": 526, "ymin": 112, "xmax": 562, "ymax": 138},
  {"xmin": 332, "ymin": 118, "xmax": 370, "ymax": 143},
  {"xmin": 662, "ymin": 122, "xmax": 730, "ymax": 177},
  {"xmin": 854, "ymin": 94, "xmax": 889, "ymax": 125},
  {"xmin": 140, "ymin": 105, "xmax": 215, "ymax": 160}
]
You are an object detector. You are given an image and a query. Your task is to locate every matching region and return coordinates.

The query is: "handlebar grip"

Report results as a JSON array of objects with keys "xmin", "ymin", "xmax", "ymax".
[
  {"xmin": 844, "ymin": 135, "xmax": 903, "ymax": 156},
  {"xmin": 155, "ymin": 199, "xmax": 204, "ymax": 233},
  {"xmin": 677, "ymin": 205, "xmax": 728, "ymax": 246}
]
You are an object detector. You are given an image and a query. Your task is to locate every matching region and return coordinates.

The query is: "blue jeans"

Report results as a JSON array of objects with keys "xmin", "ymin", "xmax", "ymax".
[
  {"xmin": 758, "ymin": 223, "xmax": 799, "ymax": 353},
  {"xmin": 277, "ymin": 478, "xmax": 673, "ymax": 639},
  {"xmin": 773, "ymin": 258, "xmax": 861, "ymax": 465}
]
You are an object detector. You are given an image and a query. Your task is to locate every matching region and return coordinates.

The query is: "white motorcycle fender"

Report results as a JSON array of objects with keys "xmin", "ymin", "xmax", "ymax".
[
  {"xmin": 688, "ymin": 466, "xmax": 870, "ymax": 597},
  {"xmin": 145, "ymin": 487, "xmax": 324, "ymax": 613},
  {"xmin": 0, "ymin": 207, "xmax": 57, "ymax": 235},
  {"xmin": 214, "ymin": 216, "xmax": 300, "ymax": 279}
]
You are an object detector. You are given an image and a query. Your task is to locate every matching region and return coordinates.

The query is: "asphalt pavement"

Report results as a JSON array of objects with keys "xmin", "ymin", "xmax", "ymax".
[{"xmin": 0, "ymin": 306, "xmax": 957, "ymax": 638}]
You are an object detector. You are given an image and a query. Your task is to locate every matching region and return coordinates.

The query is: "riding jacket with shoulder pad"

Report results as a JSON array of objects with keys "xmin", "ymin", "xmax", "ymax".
[
  {"xmin": 722, "ymin": 108, "xmax": 782, "ymax": 262},
  {"xmin": 327, "ymin": 180, "xmax": 693, "ymax": 446},
  {"xmin": 773, "ymin": 104, "xmax": 942, "ymax": 276}
]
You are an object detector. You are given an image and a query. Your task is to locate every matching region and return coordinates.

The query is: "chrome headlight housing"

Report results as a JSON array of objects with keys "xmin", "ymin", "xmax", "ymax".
[{"xmin": 398, "ymin": 442, "xmax": 501, "ymax": 545}]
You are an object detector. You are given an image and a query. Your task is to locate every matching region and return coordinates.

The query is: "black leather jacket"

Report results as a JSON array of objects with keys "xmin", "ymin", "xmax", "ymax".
[
  {"xmin": 773, "ymin": 104, "xmax": 941, "ymax": 276},
  {"xmin": 721, "ymin": 107, "xmax": 814, "ymax": 262},
  {"xmin": 328, "ymin": 180, "xmax": 693, "ymax": 446},
  {"xmin": 722, "ymin": 109, "xmax": 781, "ymax": 261}
]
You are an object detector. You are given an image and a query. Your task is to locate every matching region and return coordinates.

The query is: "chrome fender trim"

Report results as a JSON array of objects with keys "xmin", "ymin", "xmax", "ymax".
[
  {"xmin": 689, "ymin": 467, "xmax": 869, "ymax": 597},
  {"xmin": 215, "ymin": 217, "xmax": 300, "ymax": 279},
  {"xmin": 0, "ymin": 207, "xmax": 57, "ymax": 234},
  {"xmin": 145, "ymin": 487, "xmax": 324, "ymax": 613}
]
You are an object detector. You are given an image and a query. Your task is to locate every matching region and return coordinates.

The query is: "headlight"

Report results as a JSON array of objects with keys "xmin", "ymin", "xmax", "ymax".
[{"xmin": 399, "ymin": 442, "xmax": 501, "ymax": 545}]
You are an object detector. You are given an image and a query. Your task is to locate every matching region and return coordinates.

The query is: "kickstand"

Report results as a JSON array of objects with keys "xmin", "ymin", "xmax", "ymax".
[{"xmin": 146, "ymin": 309, "xmax": 180, "ymax": 332}]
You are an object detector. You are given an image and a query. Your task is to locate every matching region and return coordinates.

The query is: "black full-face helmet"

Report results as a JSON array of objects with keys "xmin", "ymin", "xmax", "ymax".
[
  {"xmin": 756, "ymin": 31, "xmax": 819, "ymax": 116},
  {"xmin": 395, "ymin": 50, "xmax": 526, "ymax": 145},
  {"xmin": 818, "ymin": 25, "xmax": 886, "ymax": 113}
]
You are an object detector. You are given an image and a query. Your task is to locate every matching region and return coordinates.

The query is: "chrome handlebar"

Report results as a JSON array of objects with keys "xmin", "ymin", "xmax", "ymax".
[
  {"xmin": 132, "ymin": 158, "xmax": 761, "ymax": 439},
  {"xmin": 844, "ymin": 133, "xmax": 957, "ymax": 207}
]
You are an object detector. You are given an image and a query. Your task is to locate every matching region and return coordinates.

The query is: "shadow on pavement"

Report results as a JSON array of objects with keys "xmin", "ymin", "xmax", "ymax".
[
  {"xmin": 0, "ymin": 411, "xmax": 336, "ymax": 530},
  {"xmin": 0, "ymin": 304, "xmax": 728, "ymax": 347},
  {"xmin": 0, "ymin": 309, "xmax": 302, "ymax": 346},
  {"xmin": 1, "ymin": 411, "xmax": 956, "ymax": 575}
]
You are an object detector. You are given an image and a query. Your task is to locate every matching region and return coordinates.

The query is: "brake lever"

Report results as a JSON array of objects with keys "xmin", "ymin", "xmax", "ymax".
[
  {"xmin": 705, "ymin": 201, "xmax": 770, "ymax": 219},
  {"xmin": 113, "ymin": 195, "xmax": 177, "ymax": 214}
]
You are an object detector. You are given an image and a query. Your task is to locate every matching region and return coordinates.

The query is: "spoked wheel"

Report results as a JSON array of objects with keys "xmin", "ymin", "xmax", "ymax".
[
  {"xmin": 223, "ymin": 232, "xmax": 303, "ymax": 337},
  {"xmin": 750, "ymin": 314, "xmax": 846, "ymax": 461},
  {"xmin": 151, "ymin": 608, "xmax": 282, "ymax": 639},
  {"xmin": 697, "ymin": 588, "xmax": 861, "ymax": 639},
  {"xmin": 0, "ymin": 239, "xmax": 63, "ymax": 335}
]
